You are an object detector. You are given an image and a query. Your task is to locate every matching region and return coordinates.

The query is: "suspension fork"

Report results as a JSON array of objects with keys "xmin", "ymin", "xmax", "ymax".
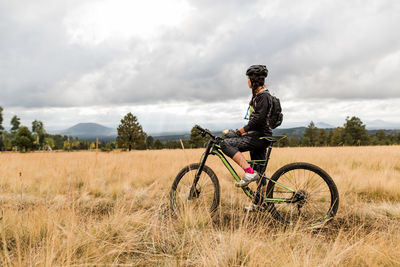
[{"xmin": 188, "ymin": 140, "xmax": 214, "ymax": 199}]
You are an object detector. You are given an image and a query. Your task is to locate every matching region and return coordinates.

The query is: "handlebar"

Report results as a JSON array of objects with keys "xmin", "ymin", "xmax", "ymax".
[{"xmin": 195, "ymin": 125, "xmax": 217, "ymax": 140}]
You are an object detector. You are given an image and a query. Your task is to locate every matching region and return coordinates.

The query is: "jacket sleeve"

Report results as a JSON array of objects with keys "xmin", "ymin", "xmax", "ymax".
[{"xmin": 243, "ymin": 93, "xmax": 270, "ymax": 132}]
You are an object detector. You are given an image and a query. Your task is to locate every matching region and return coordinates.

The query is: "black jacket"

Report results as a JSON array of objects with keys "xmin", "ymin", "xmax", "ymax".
[{"xmin": 243, "ymin": 90, "xmax": 273, "ymax": 136}]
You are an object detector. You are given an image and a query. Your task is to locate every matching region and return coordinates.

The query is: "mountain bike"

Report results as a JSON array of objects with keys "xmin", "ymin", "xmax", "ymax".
[{"xmin": 170, "ymin": 125, "xmax": 339, "ymax": 227}]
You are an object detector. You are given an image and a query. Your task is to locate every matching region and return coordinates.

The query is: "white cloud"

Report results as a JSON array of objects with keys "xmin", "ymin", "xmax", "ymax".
[
  {"xmin": 1, "ymin": 0, "xmax": 400, "ymax": 131},
  {"xmin": 64, "ymin": 0, "xmax": 194, "ymax": 46}
]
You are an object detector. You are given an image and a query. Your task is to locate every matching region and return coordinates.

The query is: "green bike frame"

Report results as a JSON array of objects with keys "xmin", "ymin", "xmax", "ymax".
[{"xmin": 194, "ymin": 137, "xmax": 296, "ymax": 204}]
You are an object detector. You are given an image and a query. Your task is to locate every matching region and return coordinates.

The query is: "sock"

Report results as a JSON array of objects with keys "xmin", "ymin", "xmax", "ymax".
[{"xmin": 244, "ymin": 167, "xmax": 254, "ymax": 174}]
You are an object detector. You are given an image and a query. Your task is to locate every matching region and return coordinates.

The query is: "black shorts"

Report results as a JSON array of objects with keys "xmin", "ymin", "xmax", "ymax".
[{"xmin": 221, "ymin": 132, "xmax": 269, "ymax": 162}]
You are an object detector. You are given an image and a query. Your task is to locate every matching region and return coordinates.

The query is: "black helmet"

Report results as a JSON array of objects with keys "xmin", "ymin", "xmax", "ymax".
[{"xmin": 246, "ymin": 65, "xmax": 268, "ymax": 78}]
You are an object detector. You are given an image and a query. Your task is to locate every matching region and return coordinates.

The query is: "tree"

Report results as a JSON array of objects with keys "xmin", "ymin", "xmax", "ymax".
[
  {"xmin": 301, "ymin": 137, "xmax": 311, "ymax": 146},
  {"xmin": 117, "ymin": 112, "xmax": 146, "ymax": 151},
  {"xmin": 154, "ymin": 139, "xmax": 163, "ymax": 149},
  {"xmin": 189, "ymin": 125, "xmax": 209, "ymax": 148},
  {"xmin": 181, "ymin": 139, "xmax": 191, "ymax": 149},
  {"xmin": 331, "ymin": 127, "xmax": 344, "ymax": 146},
  {"xmin": 32, "ymin": 120, "xmax": 46, "ymax": 149},
  {"xmin": 2, "ymin": 131, "xmax": 11, "ymax": 151},
  {"xmin": 14, "ymin": 126, "xmax": 34, "ymax": 152},
  {"xmin": 343, "ymin": 116, "xmax": 369, "ymax": 145},
  {"xmin": 304, "ymin": 121, "xmax": 318, "ymax": 146},
  {"xmin": 90, "ymin": 142, "xmax": 96, "ymax": 150},
  {"xmin": 166, "ymin": 140, "xmax": 180, "ymax": 149},
  {"xmin": 32, "ymin": 120, "xmax": 44, "ymax": 133},
  {"xmin": 146, "ymin": 136, "xmax": 154, "ymax": 149},
  {"xmin": 288, "ymin": 136, "xmax": 299, "ymax": 147},
  {"xmin": 343, "ymin": 132, "xmax": 354, "ymax": 146},
  {"xmin": 101, "ymin": 142, "xmax": 114, "ymax": 152},
  {"xmin": 317, "ymin": 129, "xmax": 328, "ymax": 146},
  {"xmin": 63, "ymin": 140, "xmax": 70, "ymax": 151},
  {"xmin": 44, "ymin": 137, "xmax": 55, "ymax": 150},
  {"xmin": 0, "ymin": 106, "xmax": 4, "ymax": 132},
  {"xmin": 10, "ymin": 115, "xmax": 21, "ymax": 133},
  {"xmin": 71, "ymin": 140, "xmax": 81, "ymax": 150},
  {"xmin": 51, "ymin": 135, "xmax": 67, "ymax": 150},
  {"xmin": 375, "ymin": 130, "xmax": 388, "ymax": 145},
  {"xmin": 0, "ymin": 131, "xmax": 5, "ymax": 151},
  {"xmin": 327, "ymin": 129, "xmax": 334, "ymax": 145}
]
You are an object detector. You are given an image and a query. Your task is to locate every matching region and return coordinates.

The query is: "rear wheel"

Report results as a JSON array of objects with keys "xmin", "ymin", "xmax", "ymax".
[
  {"xmin": 170, "ymin": 163, "xmax": 220, "ymax": 216},
  {"xmin": 266, "ymin": 162, "xmax": 339, "ymax": 227}
]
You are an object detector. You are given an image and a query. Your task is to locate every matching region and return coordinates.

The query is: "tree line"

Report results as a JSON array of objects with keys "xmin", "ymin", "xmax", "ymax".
[
  {"xmin": 1, "ymin": 107, "xmax": 399, "ymax": 152},
  {"xmin": 0, "ymin": 107, "xmax": 115, "ymax": 152},
  {"xmin": 0, "ymin": 109, "xmax": 182, "ymax": 152},
  {"xmin": 184, "ymin": 116, "xmax": 400, "ymax": 149},
  {"xmin": 147, "ymin": 116, "xmax": 400, "ymax": 149},
  {"xmin": 277, "ymin": 116, "xmax": 400, "ymax": 147}
]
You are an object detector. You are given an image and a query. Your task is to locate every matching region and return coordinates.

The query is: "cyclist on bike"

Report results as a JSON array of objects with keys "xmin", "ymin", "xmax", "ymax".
[{"xmin": 221, "ymin": 65, "xmax": 272, "ymax": 189}]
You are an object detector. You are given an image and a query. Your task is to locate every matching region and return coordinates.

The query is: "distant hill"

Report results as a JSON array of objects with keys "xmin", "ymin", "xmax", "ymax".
[
  {"xmin": 315, "ymin": 122, "xmax": 335, "ymax": 128},
  {"xmin": 59, "ymin": 123, "xmax": 117, "ymax": 141},
  {"xmin": 273, "ymin": 127, "xmax": 307, "ymax": 138},
  {"xmin": 365, "ymin": 120, "xmax": 400, "ymax": 129},
  {"xmin": 152, "ymin": 133, "xmax": 191, "ymax": 141}
]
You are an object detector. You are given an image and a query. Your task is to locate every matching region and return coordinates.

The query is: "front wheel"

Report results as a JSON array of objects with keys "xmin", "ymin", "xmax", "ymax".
[
  {"xmin": 170, "ymin": 163, "xmax": 220, "ymax": 216},
  {"xmin": 266, "ymin": 162, "xmax": 339, "ymax": 227}
]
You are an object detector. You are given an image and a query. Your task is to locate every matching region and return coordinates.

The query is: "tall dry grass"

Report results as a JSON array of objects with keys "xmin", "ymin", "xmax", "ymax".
[{"xmin": 1, "ymin": 146, "xmax": 400, "ymax": 266}]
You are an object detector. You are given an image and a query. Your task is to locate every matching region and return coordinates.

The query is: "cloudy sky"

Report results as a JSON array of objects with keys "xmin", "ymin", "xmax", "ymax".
[{"xmin": 1, "ymin": 0, "xmax": 400, "ymax": 133}]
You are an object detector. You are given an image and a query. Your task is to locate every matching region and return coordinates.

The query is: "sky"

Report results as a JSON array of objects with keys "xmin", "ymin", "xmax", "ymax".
[{"xmin": 1, "ymin": 0, "xmax": 400, "ymax": 134}]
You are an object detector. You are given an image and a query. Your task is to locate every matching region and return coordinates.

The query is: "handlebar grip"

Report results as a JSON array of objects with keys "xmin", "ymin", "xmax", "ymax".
[
  {"xmin": 195, "ymin": 125, "xmax": 205, "ymax": 132},
  {"xmin": 194, "ymin": 125, "xmax": 217, "ymax": 139}
]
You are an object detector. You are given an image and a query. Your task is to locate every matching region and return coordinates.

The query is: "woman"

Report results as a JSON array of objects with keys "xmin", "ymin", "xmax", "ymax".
[{"xmin": 221, "ymin": 65, "xmax": 273, "ymax": 192}]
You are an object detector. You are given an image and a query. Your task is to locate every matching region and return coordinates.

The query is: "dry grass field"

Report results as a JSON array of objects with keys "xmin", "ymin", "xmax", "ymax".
[{"xmin": 1, "ymin": 146, "xmax": 400, "ymax": 266}]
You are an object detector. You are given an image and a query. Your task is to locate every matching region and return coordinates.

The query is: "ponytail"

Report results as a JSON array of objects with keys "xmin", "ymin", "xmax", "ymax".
[{"xmin": 249, "ymin": 76, "xmax": 266, "ymax": 98}]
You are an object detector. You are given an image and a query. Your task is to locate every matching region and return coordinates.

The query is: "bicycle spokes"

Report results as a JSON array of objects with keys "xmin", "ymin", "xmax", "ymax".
[
  {"xmin": 188, "ymin": 185, "xmax": 201, "ymax": 200},
  {"xmin": 268, "ymin": 164, "xmax": 338, "ymax": 226},
  {"xmin": 171, "ymin": 164, "xmax": 219, "ymax": 215}
]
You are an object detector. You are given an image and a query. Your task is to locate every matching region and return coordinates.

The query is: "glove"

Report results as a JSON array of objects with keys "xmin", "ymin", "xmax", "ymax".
[
  {"xmin": 235, "ymin": 129, "xmax": 242, "ymax": 137},
  {"xmin": 222, "ymin": 129, "xmax": 236, "ymax": 139}
]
